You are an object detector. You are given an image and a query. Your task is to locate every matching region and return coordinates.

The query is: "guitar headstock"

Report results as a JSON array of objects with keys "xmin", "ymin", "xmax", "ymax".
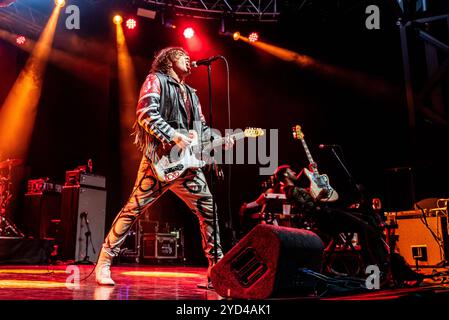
[
  {"xmin": 292, "ymin": 125, "xmax": 304, "ymax": 140},
  {"xmin": 244, "ymin": 127, "xmax": 264, "ymax": 138}
]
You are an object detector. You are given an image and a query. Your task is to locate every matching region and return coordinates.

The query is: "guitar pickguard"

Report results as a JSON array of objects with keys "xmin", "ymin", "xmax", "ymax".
[{"xmin": 304, "ymin": 168, "xmax": 339, "ymax": 202}]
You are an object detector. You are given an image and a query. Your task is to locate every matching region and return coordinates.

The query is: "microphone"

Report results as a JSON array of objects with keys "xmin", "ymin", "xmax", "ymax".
[
  {"xmin": 319, "ymin": 144, "xmax": 340, "ymax": 149},
  {"xmin": 191, "ymin": 55, "xmax": 222, "ymax": 68}
]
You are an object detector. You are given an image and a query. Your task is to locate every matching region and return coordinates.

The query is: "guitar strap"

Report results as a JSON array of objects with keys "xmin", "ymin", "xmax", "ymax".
[{"xmin": 296, "ymin": 168, "xmax": 305, "ymax": 180}]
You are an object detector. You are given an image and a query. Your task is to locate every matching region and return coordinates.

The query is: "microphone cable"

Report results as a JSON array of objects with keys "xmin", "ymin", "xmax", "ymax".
[{"xmin": 219, "ymin": 56, "xmax": 236, "ymax": 245}]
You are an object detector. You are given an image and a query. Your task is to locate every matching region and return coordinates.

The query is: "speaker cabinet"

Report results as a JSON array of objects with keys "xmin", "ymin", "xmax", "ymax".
[
  {"xmin": 22, "ymin": 192, "xmax": 61, "ymax": 239},
  {"xmin": 395, "ymin": 214, "xmax": 448, "ymax": 266},
  {"xmin": 210, "ymin": 224, "xmax": 324, "ymax": 299},
  {"xmin": 58, "ymin": 176, "xmax": 106, "ymax": 262}
]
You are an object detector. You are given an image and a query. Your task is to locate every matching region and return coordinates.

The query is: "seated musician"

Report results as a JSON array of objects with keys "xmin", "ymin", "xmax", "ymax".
[
  {"xmin": 280, "ymin": 169, "xmax": 423, "ymax": 286},
  {"xmin": 239, "ymin": 165, "xmax": 307, "ymax": 234}
]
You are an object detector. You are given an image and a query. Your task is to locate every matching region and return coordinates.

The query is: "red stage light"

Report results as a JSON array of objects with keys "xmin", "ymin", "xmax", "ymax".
[
  {"xmin": 183, "ymin": 27, "xmax": 194, "ymax": 39},
  {"xmin": 126, "ymin": 18, "xmax": 137, "ymax": 30},
  {"xmin": 16, "ymin": 35, "xmax": 26, "ymax": 45},
  {"xmin": 249, "ymin": 32, "xmax": 259, "ymax": 43}
]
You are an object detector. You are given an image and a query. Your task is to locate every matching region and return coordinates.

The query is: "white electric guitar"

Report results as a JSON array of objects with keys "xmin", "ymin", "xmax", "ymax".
[
  {"xmin": 292, "ymin": 124, "xmax": 339, "ymax": 202},
  {"xmin": 153, "ymin": 127, "xmax": 264, "ymax": 182}
]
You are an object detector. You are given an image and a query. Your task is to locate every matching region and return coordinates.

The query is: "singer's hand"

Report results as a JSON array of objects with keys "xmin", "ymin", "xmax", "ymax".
[
  {"xmin": 173, "ymin": 132, "xmax": 192, "ymax": 149},
  {"xmin": 223, "ymin": 135, "xmax": 235, "ymax": 150}
]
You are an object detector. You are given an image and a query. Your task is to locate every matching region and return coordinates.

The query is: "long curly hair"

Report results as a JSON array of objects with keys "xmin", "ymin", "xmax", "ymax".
[{"xmin": 151, "ymin": 47, "xmax": 188, "ymax": 74}]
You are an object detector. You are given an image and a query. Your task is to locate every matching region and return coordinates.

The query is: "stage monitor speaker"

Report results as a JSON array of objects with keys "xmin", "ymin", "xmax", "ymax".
[
  {"xmin": 58, "ymin": 175, "xmax": 106, "ymax": 262},
  {"xmin": 210, "ymin": 224, "xmax": 324, "ymax": 299},
  {"xmin": 395, "ymin": 213, "xmax": 448, "ymax": 266}
]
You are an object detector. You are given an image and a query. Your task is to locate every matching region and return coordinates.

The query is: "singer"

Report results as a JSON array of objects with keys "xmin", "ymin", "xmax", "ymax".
[{"xmin": 95, "ymin": 47, "xmax": 233, "ymax": 287}]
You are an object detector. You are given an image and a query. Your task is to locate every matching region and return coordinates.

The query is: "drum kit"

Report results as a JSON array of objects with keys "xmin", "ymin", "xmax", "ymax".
[{"xmin": 0, "ymin": 158, "xmax": 24, "ymax": 238}]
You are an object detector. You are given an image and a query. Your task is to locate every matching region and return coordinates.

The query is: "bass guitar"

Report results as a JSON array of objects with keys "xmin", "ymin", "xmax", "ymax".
[{"xmin": 292, "ymin": 124, "xmax": 339, "ymax": 202}]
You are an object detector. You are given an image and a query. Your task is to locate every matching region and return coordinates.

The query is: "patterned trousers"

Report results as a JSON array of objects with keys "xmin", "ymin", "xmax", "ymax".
[{"xmin": 102, "ymin": 155, "xmax": 223, "ymax": 266}]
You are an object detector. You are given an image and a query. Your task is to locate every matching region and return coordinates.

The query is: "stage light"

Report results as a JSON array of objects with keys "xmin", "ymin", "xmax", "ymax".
[
  {"xmin": 249, "ymin": 32, "xmax": 259, "ymax": 43},
  {"xmin": 54, "ymin": 0, "xmax": 65, "ymax": 7},
  {"xmin": 165, "ymin": 22, "xmax": 176, "ymax": 29},
  {"xmin": 115, "ymin": 11, "xmax": 140, "ymax": 198},
  {"xmin": 0, "ymin": 3, "xmax": 62, "ymax": 159},
  {"xmin": 232, "ymin": 32, "xmax": 240, "ymax": 41},
  {"xmin": 113, "ymin": 15, "xmax": 123, "ymax": 25},
  {"xmin": 126, "ymin": 18, "xmax": 137, "ymax": 30},
  {"xmin": 16, "ymin": 35, "xmax": 26, "ymax": 45},
  {"xmin": 183, "ymin": 27, "xmax": 194, "ymax": 39}
]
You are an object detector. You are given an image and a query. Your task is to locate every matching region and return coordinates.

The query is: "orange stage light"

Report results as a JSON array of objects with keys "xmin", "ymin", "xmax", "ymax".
[
  {"xmin": 113, "ymin": 15, "xmax": 123, "ymax": 25},
  {"xmin": 0, "ymin": 4, "xmax": 62, "ymax": 159},
  {"xmin": 54, "ymin": 0, "xmax": 65, "ymax": 7}
]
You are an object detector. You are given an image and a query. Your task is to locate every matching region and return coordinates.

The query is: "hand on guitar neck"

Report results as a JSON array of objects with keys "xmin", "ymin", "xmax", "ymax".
[{"xmin": 308, "ymin": 162, "xmax": 318, "ymax": 172}]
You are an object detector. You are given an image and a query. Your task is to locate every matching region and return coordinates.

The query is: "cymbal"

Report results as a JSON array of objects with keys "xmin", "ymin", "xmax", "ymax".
[{"xmin": 0, "ymin": 158, "xmax": 23, "ymax": 169}]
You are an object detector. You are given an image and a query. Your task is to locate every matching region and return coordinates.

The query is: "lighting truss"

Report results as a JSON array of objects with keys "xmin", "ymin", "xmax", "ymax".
[
  {"xmin": 0, "ymin": 1, "xmax": 47, "ymax": 37},
  {"xmin": 137, "ymin": 0, "xmax": 280, "ymax": 22}
]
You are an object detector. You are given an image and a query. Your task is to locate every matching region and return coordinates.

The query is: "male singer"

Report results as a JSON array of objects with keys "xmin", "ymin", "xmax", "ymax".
[{"xmin": 95, "ymin": 47, "xmax": 233, "ymax": 287}]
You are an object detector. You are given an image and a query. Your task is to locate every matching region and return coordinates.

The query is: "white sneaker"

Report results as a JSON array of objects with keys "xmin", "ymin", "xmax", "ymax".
[
  {"xmin": 95, "ymin": 249, "xmax": 115, "ymax": 286},
  {"xmin": 95, "ymin": 265, "xmax": 115, "ymax": 286}
]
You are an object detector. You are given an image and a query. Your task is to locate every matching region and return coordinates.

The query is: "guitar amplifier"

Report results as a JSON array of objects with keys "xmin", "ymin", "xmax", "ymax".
[
  {"xmin": 27, "ymin": 178, "xmax": 62, "ymax": 195},
  {"xmin": 386, "ymin": 209, "xmax": 449, "ymax": 266},
  {"xmin": 142, "ymin": 233, "xmax": 177, "ymax": 259},
  {"xmin": 58, "ymin": 175, "xmax": 107, "ymax": 261}
]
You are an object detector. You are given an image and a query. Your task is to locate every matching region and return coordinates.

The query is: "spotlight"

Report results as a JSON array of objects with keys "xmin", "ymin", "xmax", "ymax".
[
  {"xmin": 165, "ymin": 22, "xmax": 176, "ymax": 29},
  {"xmin": 16, "ymin": 35, "xmax": 26, "ymax": 45},
  {"xmin": 249, "ymin": 32, "xmax": 259, "ymax": 43},
  {"xmin": 113, "ymin": 15, "xmax": 123, "ymax": 25},
  {"xmin": 232, "ymin": 32, "xmax": 240, "ymax": 41},
  {"xmin": 126, "ymin": 18, "xmax": 137, "ymax": 30},
  {"xmin": 183, "ymin": 27, "xmax": 194, "ymax": 39},
  {"xmin": 54, "ymin": 0, "xmax": 65, "ymax": 7}
]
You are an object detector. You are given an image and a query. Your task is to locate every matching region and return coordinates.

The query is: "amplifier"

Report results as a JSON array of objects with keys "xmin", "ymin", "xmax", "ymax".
[
  {"xmin": 143, "ymin": 233, "xmax": 177, "ymax": 259},
  {"xmin": 80, "ymin": 174, "xmax": 106, "ymax": 188},
  {"xmin": 27, "ymin": 178, "xmax": 62, "ymax": 195},
  {"xmin": 386, "ymin": 209, "xmax": 449, "ymax": 266},
  {"xmin": 65, "ymin": 170, "xmax": 105, "ymax": 189}
]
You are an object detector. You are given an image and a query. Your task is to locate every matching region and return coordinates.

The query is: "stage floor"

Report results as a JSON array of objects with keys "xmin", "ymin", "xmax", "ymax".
[{"xmin": 0, "ymin": 264, "xmax": 448, "ymax": 301}]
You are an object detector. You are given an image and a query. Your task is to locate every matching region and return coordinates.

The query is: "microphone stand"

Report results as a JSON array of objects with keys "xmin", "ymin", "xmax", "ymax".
[
  {"xmin": 329, "ymin": 146, "xmax": 366, "ymax": 204},
  {"xmin": 75, "ymin": 212, "xmax": 95, "ymax": 265},
  {"xmin": 206, "ymin": 63, "xmax": 219, "ymax": 266}
]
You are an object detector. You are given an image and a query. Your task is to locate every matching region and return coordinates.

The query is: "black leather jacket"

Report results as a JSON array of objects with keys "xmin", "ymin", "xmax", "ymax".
[{"xmin": 133, "ymin": 72, "xmax": 209, "ymax": 161}]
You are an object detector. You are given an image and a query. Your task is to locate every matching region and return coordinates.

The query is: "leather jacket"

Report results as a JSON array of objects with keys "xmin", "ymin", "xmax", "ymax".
[{"xmin": 133, "ymin": 72, "xmax": 209, "ymax": 162}]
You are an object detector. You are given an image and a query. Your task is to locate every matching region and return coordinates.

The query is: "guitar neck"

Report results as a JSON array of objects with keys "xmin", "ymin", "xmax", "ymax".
[
  {"xmin": 300, "ymin": 138, "xmax": 318, "ymax": 173},
  {"xmin": 194, "ymin": 132, "xmax": 245, "ymax": 152}
]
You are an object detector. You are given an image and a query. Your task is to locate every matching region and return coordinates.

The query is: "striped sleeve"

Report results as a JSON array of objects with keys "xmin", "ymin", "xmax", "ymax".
[{"xmin": 136, "ymin": 74, "xmax": 175, "ymax": 144}]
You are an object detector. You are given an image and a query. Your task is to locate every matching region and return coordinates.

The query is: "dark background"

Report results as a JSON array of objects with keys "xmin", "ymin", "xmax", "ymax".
[{"xmin": 1, "ymin": 0, "xmax": 448, "ymax": 265}]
